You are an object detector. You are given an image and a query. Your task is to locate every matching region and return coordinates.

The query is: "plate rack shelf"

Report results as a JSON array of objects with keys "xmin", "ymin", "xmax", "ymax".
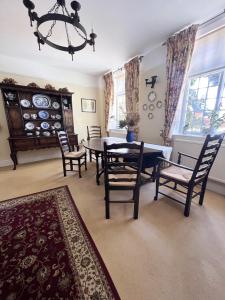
[{"xmin": 0, "ymin": 83, "xmax": 78, "ymax": 170}]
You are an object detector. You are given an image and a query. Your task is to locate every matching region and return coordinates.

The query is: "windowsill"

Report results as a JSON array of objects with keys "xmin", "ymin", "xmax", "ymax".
[{"xmin": 173, "ymin": 134, "xmax": 225, "ymax": 146}]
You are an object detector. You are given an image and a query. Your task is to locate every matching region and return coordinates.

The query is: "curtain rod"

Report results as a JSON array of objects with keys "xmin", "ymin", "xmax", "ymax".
[
  {"xmin": 162, "ymin": 8, "xmax": 225, "ymax": 46},
  {"xmin": 103, "ymin": 55, "xmax": 144, "ymax": 76}
]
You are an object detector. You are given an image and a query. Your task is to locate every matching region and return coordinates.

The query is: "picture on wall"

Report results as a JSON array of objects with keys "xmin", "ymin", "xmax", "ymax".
[{"xmin": 81, "ymin": 98, "xmax": 96, "ymax": 113}]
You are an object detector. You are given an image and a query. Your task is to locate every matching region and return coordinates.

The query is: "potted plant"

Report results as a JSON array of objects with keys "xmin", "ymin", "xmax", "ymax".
[{"xmin": 119, "ymin": 112, "xmax": 140, "ymax": 142}]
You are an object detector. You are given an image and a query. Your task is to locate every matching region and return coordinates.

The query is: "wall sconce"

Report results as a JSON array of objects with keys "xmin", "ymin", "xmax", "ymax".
[{"xmin": 145, "ymin": 76, "xmax": 157, "ymax": 88}]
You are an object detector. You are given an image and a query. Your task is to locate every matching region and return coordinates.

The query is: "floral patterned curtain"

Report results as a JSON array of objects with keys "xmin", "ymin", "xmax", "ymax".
[
  {"xmin": 103, "ymin": 72, "xmax": 114, "ymax": 131},
  {"xmin": 125, "ymin": 57, "xmax": 140, "ymax": 139},
  {"xmin": 164, "ymin": 24, "xmax": 199, "ymax": 145}
]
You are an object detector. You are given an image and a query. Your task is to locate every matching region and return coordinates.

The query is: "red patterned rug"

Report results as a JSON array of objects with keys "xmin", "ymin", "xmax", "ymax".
[{"xmin": 0, "ymin": 186, "xmax": 120, "ymax": 300}]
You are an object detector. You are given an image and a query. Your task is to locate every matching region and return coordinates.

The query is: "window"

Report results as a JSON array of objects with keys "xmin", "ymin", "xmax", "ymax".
[
  {"xmin": 182, "ymin": 69, "xmax": 225, "ymax": 135},
  {"xmin": 108, "ymin": 70, "xmax": 126, "ymax": 129},
  {"xmin": 179, "ymin": 26, "xmax": 225, "ymax": 136}
]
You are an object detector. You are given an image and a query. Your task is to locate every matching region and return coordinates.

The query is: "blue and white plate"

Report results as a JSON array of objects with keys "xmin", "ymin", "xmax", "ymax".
[
  {"xmin": 38, "ymin": 110, "xmax": 49, "ymax": 119},
  {"xmin": 21, "ymin": 99, "xmax": 31, "ymax": 108},
  {"xmin": 33, "ymin": 94, "xmax": 51, "ymax": 108},
  {"xmin": 41, "ymin": 122, "xmax": 50, "ymax": 130}
]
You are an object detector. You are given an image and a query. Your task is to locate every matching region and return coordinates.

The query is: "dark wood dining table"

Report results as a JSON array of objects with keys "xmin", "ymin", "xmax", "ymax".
[{"xmin": 83, "ymin": 137, "xmax": 164, "ymax": 185}]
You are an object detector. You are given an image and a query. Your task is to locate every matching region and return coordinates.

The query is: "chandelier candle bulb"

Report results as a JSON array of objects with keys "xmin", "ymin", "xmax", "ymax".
[{"xmin": 22, "ymin": 0, "xmax": 97, "ymax": 60}]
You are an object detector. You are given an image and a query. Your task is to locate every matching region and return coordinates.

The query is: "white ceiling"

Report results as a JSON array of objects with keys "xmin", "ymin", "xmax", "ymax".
[{"xmin": 0, "ymin": 0, "xmax": 225, "ymax": 76}]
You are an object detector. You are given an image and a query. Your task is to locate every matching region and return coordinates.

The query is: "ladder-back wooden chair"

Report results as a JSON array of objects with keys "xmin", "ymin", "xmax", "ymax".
[
  {"xmin": 154, "ymin": 133, "xmax": 225, "ymax": 217},
  {"xmin": 57, "ymin": 131, "xmax": 87, "ymax": 178},
  {"xmin": 104, "ymin": 141, "xmax": 144, "ymax": 219},
  {"xmin": 87, "ymin": 126, "xmax": 102, "ymax": 162}
]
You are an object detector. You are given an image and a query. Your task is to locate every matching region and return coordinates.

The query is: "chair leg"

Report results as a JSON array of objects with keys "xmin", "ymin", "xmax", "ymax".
[
  {"xmin": 105, "ymin": 189, "xmax": 110, "ymax": 219},
  {"xmin": 133, "ymin": 189, "xmax": 140, "ymax": 219},
  {"xmin": 85, "ymin": 154, "xmax": 87, "ymax": 170},
  {"xmin": 70, "ymin": 159, "xmax": 73, "ymax": 171},
  {"xmin": 78, "ymin": 159, "xmax": 82, "ymax": 178},
  {"xmin": 89, "ymin": 149, "xmax": 92, "ymax": 162},
  {"xmin": 199, "ymin": 178, "xmax": 207, "ymax": 206},
  {"xmin": 184, "ymin": 186, "xmax": 193, "ymax": 217},
  {"xmin": 154, "ymin": 175, "xmax": 159, "ymax": 201},
  {"xmin": 63, "ymin": 159, "xmax": 66, "ymax": 177}
]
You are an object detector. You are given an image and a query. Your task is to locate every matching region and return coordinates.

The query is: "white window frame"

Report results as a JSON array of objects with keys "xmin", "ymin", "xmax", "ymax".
[{"xmin": 179, "ymin": 67, "xmax": 225, "ymax": 136}]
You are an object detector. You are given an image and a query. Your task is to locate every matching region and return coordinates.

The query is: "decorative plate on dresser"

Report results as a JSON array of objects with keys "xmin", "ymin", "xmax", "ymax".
[
  {"xmin": 52, "ymin": 101, "xmax": 60, "ymax": 109},
  {"xmin": 41, "ymin": 122, "xmax": 50, "ymax": 130},
  {"xmin": 25, "ymin": 122, "xmax": 35, "ymax": 130},
  {"xmin": 54, "ymin": 122, "xmax": 61, "ymax": 129},
  {"xmin": 33, "ymin": 94, "xmax": 51, "ymax": 108},
  {"xmin": 38, "ymin": 110, "xmax": 49, "ymax": 119},
  {"xmin": 21, "ymin": 99, "xmax": 31, "ymax": 108}
]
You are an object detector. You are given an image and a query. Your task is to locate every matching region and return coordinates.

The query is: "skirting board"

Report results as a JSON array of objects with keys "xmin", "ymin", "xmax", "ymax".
[
  {"xmin": 0, "ymin": 159, "xmax": 13, "ymax": 167},
  {"xmin": 0, "ymin": 150, "xmax": 61, "ymax": 167}
]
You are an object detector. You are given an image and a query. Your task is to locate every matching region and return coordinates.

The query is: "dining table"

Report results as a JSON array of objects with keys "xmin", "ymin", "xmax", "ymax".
[{"xmin": 83, "ymin": 137, "xmax": 172, "ymax": 185}]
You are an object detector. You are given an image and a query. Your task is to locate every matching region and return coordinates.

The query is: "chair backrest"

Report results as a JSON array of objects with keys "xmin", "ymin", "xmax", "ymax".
[
  {"xmin": 192, "ymin": 133, "xmax": 224, "ymax": 182},
  {"xmin": 57, "ymin": 131, "xmax": 70, "ymax": 156},
  {"xmin": 103, "ymin": 141, "xmax": 144, "ymax": 188},
  {"xmin": 87, "ymin": 126, "xmax": 101, "ymax": 140}
]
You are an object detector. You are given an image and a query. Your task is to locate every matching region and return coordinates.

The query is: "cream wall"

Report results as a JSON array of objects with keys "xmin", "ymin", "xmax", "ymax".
[
  {"xmin": 0, "ymin": 65, "xmax": 101, "ymax": 166},
  {"xmin": 139, "ymin": 47, "xmax": 166, "ymax": 145}
]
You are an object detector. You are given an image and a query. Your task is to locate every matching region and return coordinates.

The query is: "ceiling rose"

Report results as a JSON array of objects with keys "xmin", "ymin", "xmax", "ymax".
[{"xmin": 23, "ymin": 0, "xmax": 97, "ymax": 61}]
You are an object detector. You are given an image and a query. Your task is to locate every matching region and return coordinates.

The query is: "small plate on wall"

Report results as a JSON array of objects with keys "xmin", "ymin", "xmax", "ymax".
[{"xmin": 148, "ymin": 91, "xmax": 157, "ymax": 102}]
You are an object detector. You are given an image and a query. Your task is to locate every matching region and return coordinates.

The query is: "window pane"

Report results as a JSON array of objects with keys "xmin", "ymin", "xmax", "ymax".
[
  {"xmin": 198, "ymin": 88, "xmax": 207, "ymax": 100},
  {"xmin": 216, "ymin": 111, "xmax": 225, "ymax": 132},
  {"xmin": 190, "ymin": 78, "xmax": 199, "ymax": 89},
  {"xmin": 184, "ymin": 109, "xmax": 203, "ymax": 133},
  {"xmin": 199, "ymin": 76, "xmax": 208, "ymax": 88},
  {"xmin": 188, "ymin": 89, "xmax": 197, "ymax": 101},
  {"xmin": 205, "ymin": 98, "xmax": 216, "ymax": 110},
  {"xmin": 117, "ymin": 95, "xmax": 126, "ymax": 122},
  {"xmin": 183, "ymin": 71, "xmax": 223, "ymax": 135},
  {"xmin": 207, "ymin": 86, "xmax": 218, "ymax": 98},
  {"xmin": 202, "ymin": 112, "xmax": 211, "ymax": 132},
  {"xmin": 208, "ymin": 73, "xmax": 220, "ymax": 86},
  {"xmin": 192, "ymin": 112, "xmax": 203, "ymax": 132},
  {"xmin": 117, "ymin": 78, "xmax": 125, "ymax": 94}
]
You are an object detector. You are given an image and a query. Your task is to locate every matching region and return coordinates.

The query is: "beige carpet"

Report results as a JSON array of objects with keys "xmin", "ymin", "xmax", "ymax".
[{"xmin": 0, "ymin": 159, "xmax": 225, "ymax": 300}]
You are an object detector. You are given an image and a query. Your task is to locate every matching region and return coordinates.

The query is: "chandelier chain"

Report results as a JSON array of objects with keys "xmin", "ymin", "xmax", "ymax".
[
  {"xmin": 62, "ymin": 6, "xmax": 71, "ymax": 47},
  {"xmin": 73, "ymin": 25, "xmax": 86, "ymax": 41},
  {"xmin": 45, "ymin": 5, "xmax": 60, "ymax": 39},
  {"xmin": 48, "ymin": 2, "xmax": 59, "ymax": 14}
]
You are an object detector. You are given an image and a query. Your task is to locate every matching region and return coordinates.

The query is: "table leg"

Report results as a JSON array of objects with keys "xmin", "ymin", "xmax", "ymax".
[{"xmin": 96, "ymin": 152, "xmax": 100, "ymax": 185}]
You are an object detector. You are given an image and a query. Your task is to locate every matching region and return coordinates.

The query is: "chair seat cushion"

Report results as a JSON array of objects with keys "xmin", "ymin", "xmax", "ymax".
[
  {"xmin": 64, "ymin": 150, "xmax": 85, "ymax": 159},
  {"xmin": 160, "ymin": 165, "xmax": 193, "ymax": 183},
  {"xmin": 108, "ymin": 173, "xmax": 137, "ymax": 186}
]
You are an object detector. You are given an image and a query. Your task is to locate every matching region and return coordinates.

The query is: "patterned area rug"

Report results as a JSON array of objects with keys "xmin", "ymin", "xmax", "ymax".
[{"xmin": 0, "ymin": 186, "xmax": 120, "ymax": 300}]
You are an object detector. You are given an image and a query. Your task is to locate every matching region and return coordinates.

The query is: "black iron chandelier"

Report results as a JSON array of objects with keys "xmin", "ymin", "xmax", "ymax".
[{"xmin": 23, "ymin": 0, "xmax": 97, "ymax": 60}]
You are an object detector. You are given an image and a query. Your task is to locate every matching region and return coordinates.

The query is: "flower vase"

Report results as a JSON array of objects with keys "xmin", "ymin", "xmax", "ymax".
[{"xmin": 126, "ymin": 128, "xmax": 135, "ymax": 142}]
